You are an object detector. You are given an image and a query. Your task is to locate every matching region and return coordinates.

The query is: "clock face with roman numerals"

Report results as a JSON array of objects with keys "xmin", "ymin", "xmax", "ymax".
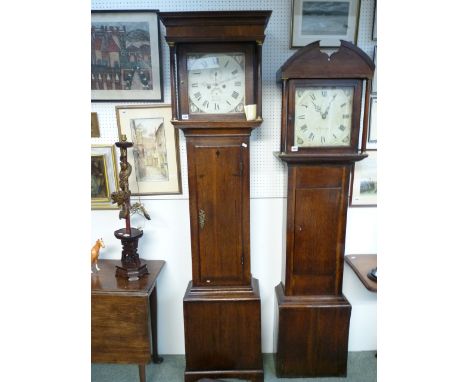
[
  {"xmin": 187, "ymin": 52, "xmax": 245, "ymax": 114},
  {"xmin": 294, "ymin": 86, "xmax": 354, "ymax": 147}
]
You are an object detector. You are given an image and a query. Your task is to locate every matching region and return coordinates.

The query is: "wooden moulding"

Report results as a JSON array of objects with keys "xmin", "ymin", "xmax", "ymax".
[
  {"xmin": 183, "ymin": 279, "xmax": 263, "ymax": 382},
  {"xmin": 274, "ymin": 283, "xmax": 351, "ymax": 378}
]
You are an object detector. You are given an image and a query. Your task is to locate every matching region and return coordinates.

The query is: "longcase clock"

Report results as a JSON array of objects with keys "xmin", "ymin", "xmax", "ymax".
[
  {"xmin": 274, "ymin": 41, "xmax": 374, "ymax": 377},
  {"xmin": 159, "ymin": 11, "xmax": 271, "ymax": 382}
]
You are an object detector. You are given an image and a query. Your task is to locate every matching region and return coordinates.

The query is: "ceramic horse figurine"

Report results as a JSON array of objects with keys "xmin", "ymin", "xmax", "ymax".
[{"xmin": 91, "ymin": 238, "xmax": 105, "ymax": 273}]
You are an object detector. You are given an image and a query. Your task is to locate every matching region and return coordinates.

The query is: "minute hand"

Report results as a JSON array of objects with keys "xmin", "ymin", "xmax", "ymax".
[{"xmin": 322, "ymin": 94, "xmax": 337, "ymax": 119}]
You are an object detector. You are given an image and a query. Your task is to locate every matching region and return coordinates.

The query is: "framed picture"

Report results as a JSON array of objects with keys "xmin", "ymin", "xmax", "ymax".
[
  {"xmin": 350, "ymin": 150, "xmax": 377, "ymax": 206},
  {"xmin": 116, "ymin": 104, "xmax": 182, "ymax": 195},
  {"xmin": 367, "ymin": 96, "xmax": 377, "ymax": 147},
  {"xmin": 372, "ymin": 1, "xmax": 377, "ymax": 40},
  {"xmin": 291, "ymin": 0, "xmax": 361, "ymax": 48},
  {"xmin": 91, "ymin": 112, "xmax": 100, "ymax": 137},
  {"xmin": 91, "ymin": 10, "xmax": 163, "ymax": 102},
  {"xmin": 91, "ymin": 145, "xmax": 119, "ymax": 210},
  {"xmin": 371, "ymin": 46, "xmax": 377, "ymax": 93}
]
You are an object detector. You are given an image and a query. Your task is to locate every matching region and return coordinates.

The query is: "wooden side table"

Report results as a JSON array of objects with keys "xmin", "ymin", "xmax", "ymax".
[
  {"xmin": 345, "ymin": 254, "xmax": 377, "ymax": 292},
  {"xmin": 91, "ymin": 259, "xmax": 166, "ymax": 382}
]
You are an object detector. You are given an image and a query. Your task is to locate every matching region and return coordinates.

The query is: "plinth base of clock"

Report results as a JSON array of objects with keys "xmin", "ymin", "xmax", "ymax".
[
  {"xmin": 114, "ymin": 227, "xmax": 148, "ymax": 281},
  {"xmin": 183, "ymin": 278, "xmax": 263, "ymax": 382},
  {"xmin": 274, "ymin": 283, "xmax": 351, "ymax": 378}
]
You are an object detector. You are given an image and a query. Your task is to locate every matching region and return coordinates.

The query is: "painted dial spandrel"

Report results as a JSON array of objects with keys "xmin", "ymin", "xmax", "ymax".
[
  {"xmin": 294, "ymin": 87, "xmax": 354, "ymax": 147},
  {"xmin": 187, "ymin": 53, "xmax": 245, "ymax": 114}
]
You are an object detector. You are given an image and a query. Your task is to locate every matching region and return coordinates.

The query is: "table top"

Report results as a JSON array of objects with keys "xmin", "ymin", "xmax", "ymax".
[
  {"xmin": 345, "ymin": 254, "xmax": 377, "ymax": 292},
  {"xmin": 91, "ymin": 259, "xmax": 165, "ymax": 296}
]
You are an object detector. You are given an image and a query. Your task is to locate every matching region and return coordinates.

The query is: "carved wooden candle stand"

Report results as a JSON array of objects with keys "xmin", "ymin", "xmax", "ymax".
[{"xmin": 112, "ymin": 136, "xmax": 148, "ymax": 282}]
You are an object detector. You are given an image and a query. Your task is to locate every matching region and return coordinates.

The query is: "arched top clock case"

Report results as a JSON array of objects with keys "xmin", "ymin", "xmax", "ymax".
[{"xmin": 277, "ymin": 41, "xmax": 375, "ymax": 158}]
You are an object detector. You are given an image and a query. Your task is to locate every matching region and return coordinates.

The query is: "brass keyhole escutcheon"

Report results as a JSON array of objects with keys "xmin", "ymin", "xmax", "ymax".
[{"xmin": 199, "ymin": 209, "xmax": 206, "ymax": 229}]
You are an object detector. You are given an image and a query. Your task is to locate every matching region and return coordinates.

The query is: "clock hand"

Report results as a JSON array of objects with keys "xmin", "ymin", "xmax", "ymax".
[
  {"xmin": 311, "ymin": 101, "xmax": 322, "ymax": 113},
  {"xmin": 322, "ymin": 94, "xmax": 337, "ymax": 119}
]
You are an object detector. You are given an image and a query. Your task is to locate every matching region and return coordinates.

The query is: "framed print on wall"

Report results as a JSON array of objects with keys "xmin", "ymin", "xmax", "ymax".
[
  {"xmin": 372, "ymin": 1, "xmax": 377, "ymax": 40},
  {"xmin": 91, "ymin": 145, "xmax": 119, "ymax": 210},
  {"xmin": 291, "ymin": 0, "xmax": 361, "ymax": 48},
  {"xmin": 116, "ymin": 104, "xmax": 182, "ymax": 195},
  {"xmin": 367, "ymin": 96, "xmax": 377, "ymax": 148},
  {"xmin": 350, "ymin": 149, "xmax": 377, "ymax": 206},
  {"xmin": 91, "ymin": 10, "xmax": 163, "ymax": 102},
  {"xmin": 91, "ymin": 112, "xmax": 100, "ymax": 137}
]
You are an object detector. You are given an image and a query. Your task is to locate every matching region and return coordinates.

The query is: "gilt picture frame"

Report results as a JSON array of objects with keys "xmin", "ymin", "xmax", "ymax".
[
  {"xmin": 291, "ymin": 0, "xmax": 361, "ymax": 48},
  {"xmin": 91, "ymin": 145, "xmax": 119, "ymax": 210},
  {"xmin": 350, "ymin": 149, "xmax": 377, "ymax": 206},
  {"xmin": 91, "ymin": 112, "xmax": 100, "ymax": 137},
  {"xmin": 91, "ymin": 10, "xmax": 163, "ymax": 102},
  {"xmin": 115, "ymin": 104, "xmax": 182, "ymax": 195}
]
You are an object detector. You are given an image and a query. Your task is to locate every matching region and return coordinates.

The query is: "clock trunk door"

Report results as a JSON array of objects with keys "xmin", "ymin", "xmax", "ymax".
[
  {"xmin": 286, "ymin": 165, "xmax": 350, "ymax": 296},
  {"xmin": 191, "ymin": 138, "xmax": 248, "ymax": 286}
]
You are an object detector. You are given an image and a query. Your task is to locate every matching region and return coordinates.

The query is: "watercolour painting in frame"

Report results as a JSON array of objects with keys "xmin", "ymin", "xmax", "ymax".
[
  {"xmin": 116, "ymin": 104, "xmax": 182, "ymax": 195},
  {"xmin": 291, "ymin": 0, "xmax": 361, "ymax": 47}
]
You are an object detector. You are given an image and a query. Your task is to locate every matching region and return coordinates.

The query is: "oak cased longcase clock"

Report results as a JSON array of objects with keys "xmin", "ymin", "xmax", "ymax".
[
  {"xmin": 274, "ymin": 41, "xmax": 374, "ymax": 377},
  {"xmin": 159, "ymin": 11, "xmax": 271, "ymax": 382}
]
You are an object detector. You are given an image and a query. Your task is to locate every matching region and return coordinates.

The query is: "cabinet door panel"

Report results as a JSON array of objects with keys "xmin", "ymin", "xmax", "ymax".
[
  {"xmin": 194, "ymin": 145, "xmax": 244, "ymax": 284},
  {"xmin": 286, "ymin": 165, "xmax": 350, "ymax": 296}
]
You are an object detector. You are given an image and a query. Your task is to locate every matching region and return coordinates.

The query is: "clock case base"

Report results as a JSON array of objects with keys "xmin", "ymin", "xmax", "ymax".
[
  {"xmin": 183, "ymin": 279, "xmax": 263, "ymax": 382},
  {"xmin": 274, "ymin": 283, "xmax": 351, "ymax": 377}
]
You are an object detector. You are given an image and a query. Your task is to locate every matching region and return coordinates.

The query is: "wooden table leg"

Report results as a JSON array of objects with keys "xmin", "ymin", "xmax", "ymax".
[
  {"xmin": 150, "ymin": 286, "xmax": 163, "ymax": 363},
  {"xmin": 138, "ymin": 364, "xmax": 146, "ymax": 382}
]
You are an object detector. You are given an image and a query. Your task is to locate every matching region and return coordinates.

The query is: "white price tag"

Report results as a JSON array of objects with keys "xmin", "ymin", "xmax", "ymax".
[
  {"xmin": 291, "ymin": 146, "xmax": 299, "ymax": 152},
  {"xmin": 181, "ymin": 114, "xmax": 189, "ymax": 120}
]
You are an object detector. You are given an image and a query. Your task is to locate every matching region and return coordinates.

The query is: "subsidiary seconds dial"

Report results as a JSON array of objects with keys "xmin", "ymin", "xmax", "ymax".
[
  {"xmin": 294, "ymin": 86, "xmax": 354, "ymax": 147},
  {"xmin": 187, "ymin": 52, "xmax": 246, "ymax": 114}
]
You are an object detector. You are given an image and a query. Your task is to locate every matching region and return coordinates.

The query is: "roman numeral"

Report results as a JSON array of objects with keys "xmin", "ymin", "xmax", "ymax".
[
  {"xmin": 232, "ymin": 69, "xmax": 238, "ymax": 75},
  {"xmin": 341, "ymin": 103, "xmax": 346, "ymax": 108},
  {"xmin": 300, "ymin": 124, "xmax": 308, "ymax": 131},
  {"xmin": 235, "ymin": 81, "xmax": 241, "ymax": 86},
  {"xmin": 203, "ymin": 100, "xmax": 209, "ymax": 108},
  {"xmin": 321, "ymin": 136, "xmax": 326, "ymax": 143},
  {"xmin": 308, "ymin": 132, "xmax": 315, "ymax": 140},
  {"xmin": 300, "ymin": 104, "xmax": 308, "ymax": 108},
  {"xmin": 342, "ymin": 135, "xmax": 349, "ymax": 143},
  {"xmin": 321, "ymin": 90, "xmax": 327, "ymax": 97},
  {"xmin": 343, "ymin": 114, "xmax": 350, "ymax": 119},
  {"xmin": 226, "ymin": 100, "xmax": 231, "ymax": 105},
  {"xmin": 232, "ymin": 91, "xmax": 239, "ymax": 99},
  {"xmin": 339, "ymin": 124, "xmax": 346, "ymax": 131},
  {"xmin": 298, "ymin": 115, "xmax": 305, "ymax": 119},
  {"xmin": 310, "ymin": 94, "xmax": 316, "ymax": 101},
  {"xmin": 193, "ymin": 71, "xmax": 201, "ymax": 75},
  {"xmin": 192, "ymin": 83, "xmax": 198, "ymax": 88},
  {"xmin": 214, "ymin": 103, "xmax": 219, "ymax": 111},
  {"xmin": 194, "ymin": 92, "xmax": 201, "ymax": 101}
]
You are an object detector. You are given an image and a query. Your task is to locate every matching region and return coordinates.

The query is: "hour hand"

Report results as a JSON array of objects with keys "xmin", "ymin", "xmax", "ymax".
[{"xmin": 311, "ymin": 102, "xmax": 321, "ymax": 113}]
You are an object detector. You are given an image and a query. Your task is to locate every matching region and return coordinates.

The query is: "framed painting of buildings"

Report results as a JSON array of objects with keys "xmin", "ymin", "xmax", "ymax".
[
  {"xmin": 115, "ymin": 104, "xmax": 181, "ymax": 195},
  {"xmin": 91, "ymin": 10, "xmax": 163, "ymax": 102},
  {"xmin": 291, "ymin": 0, "xmax": 361, "ymax": 47},
  {"xmin": 91, "ymin": 145, "xmax": 119, "ymax": 209}
]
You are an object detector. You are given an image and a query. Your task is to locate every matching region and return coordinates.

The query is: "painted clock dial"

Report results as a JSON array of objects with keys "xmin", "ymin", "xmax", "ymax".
[
  {"xmin": 294, "ymin": 86, "xmax": 354, "ymax": 147},
  {"xmin": 187, "ymin": 52, "xmax": 246, "ymax": 114}
]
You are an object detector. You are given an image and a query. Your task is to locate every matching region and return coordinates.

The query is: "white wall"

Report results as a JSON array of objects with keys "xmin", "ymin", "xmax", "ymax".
[{"xmin": 91, "ymin": 0, "xmax": 377, "ymax": 354}]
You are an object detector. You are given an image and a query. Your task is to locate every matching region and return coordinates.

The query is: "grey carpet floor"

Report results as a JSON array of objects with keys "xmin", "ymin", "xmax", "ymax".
[{"xmin": 92, "ymin": 352, "xmax": 376, "ymax": 382}]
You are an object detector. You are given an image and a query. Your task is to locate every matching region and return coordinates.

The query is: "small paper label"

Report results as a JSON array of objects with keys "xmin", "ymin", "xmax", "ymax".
[
  {"xmin": 291, "ymin": 146, "xmax": 299, "ymax": 152},
  {"xmin": 182, "ymin": 114, "xmax": 189, "ymax": 120}
]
